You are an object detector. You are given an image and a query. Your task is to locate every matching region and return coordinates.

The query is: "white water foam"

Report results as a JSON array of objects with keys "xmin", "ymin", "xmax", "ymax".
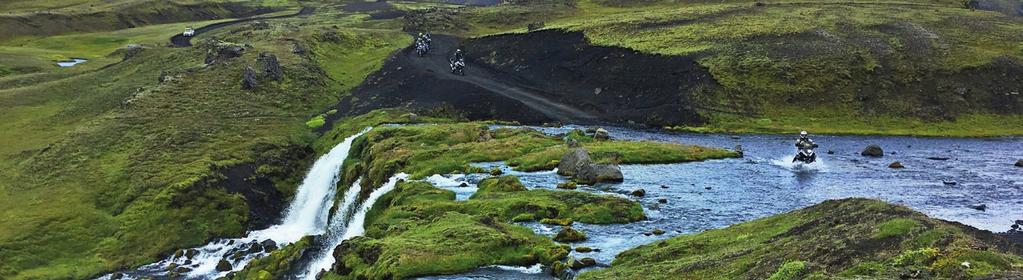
[
  {"xmin": 97, "ymin": 128, "xmax": 371, "ymax": 280},
  {"xmin": 770, "ymin": 154, "xmax": 827, "ymax": 173},
  {"xmin": 300, "ymin": 173, "xmax": 410, "ymax": 279}
]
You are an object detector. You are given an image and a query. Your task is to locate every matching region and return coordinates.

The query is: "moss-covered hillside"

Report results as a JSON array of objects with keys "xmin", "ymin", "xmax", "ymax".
[
  {"xmin": 0, "ymin": 3, "xmax": 409, "ymax": 278},
  {"xmin": 579, "ymin": 198, "xmax": 1023, "ymax": 280}
]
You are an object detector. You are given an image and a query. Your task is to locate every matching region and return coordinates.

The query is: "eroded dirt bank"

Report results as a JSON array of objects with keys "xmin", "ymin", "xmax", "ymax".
[{"xmin": 340, "ymin": 30, "xmax": 715, "ymax": 127}]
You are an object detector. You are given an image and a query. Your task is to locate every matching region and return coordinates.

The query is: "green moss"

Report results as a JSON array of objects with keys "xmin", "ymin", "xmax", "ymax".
[
  {"xmin": 306, "ymin": 115, "xmax": 326, "ymax": 129},
  {"xmin": 874, "ymin": 218, "xmax": 922, "ymax": 239},
  {"xmin": 471, "ymin": 175, "xmax": 526, "ymax": 197},
  {"xmin": 232, "ymin": 236, "xmax": 314, "ymax": 280},
  {"xmin": 766, "ymin": 261, "xmax": 806, "ymax": 280}
]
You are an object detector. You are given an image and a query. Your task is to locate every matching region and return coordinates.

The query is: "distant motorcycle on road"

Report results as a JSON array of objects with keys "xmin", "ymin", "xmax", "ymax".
[
  {"xmin": 450, "ymin": 58, "xmax": 465, "ymax": 76},
  {"xmin": 415, "ymin": 41, "xmax": 429, "ymax": 57}
]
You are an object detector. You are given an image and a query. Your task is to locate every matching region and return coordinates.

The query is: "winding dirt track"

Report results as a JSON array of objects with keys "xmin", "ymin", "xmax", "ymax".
[
  {"xmin": 169, "ymin": 7, "xmax": 315, "ymax": 47},
  {"xmin": 411, "ymin": 35, "xmax": 602, "ymax": 124}
]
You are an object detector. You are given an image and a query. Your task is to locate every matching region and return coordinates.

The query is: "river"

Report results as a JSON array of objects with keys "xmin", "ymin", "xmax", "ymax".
[
  {"xmin": 419, "ymin": 125, "xmax": 1023, "ymax": 279},
  {"xmin": 99, "ymin": 125, "xmax": 1022, "ymax": 279}
]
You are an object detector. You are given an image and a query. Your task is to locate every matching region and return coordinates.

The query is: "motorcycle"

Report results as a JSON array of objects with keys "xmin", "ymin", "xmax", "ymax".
[
  {"xmin": 450, "ymin": 58, "xmax": 465, "ymax": 76},
  {"xmin": 792, "ymin": 142, "xmax": 818, "ymax": 164},
  {"xmin": 415, "ymin": 41, "xmax": 429, "ymax": 57}
]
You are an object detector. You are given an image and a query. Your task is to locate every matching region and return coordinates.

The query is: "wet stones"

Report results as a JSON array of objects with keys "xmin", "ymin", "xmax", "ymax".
[
  {"xmin": 657, "ymin": 198, "xmax": 668, "ymax": 204},
  {"xmin": 576, "ymin": 163, "xmax": 623, "ymax": 185},
  {"xmin": 651, "ymin": 228, "xmax": 666, "ymax": 235},
  {"xmin": 570, "ymin": 257, "xmax": 597, "ymax": 269},
  {"xmin": 216, "ymin": 259, "xmax": 233, "ymax": 271},
  {"xmin": 557, "ymin": 147, "xmax": 624, "ymax": 184},
  {"xmin": 554, "ymin": 227, "xmax": 587, "ymax": 242},
  {"xmin": 889, "ymin": 161, "xmax": 905, "ymax": 169},
  {"xmin": 969, "ymin": 204, "xmax": 987, "ymax": 211},
  {"xmin": 557, "ymin": 148, "xmax": 591, "ymax": 176},
  {"xmin": 594, "ymin": 128, "xmax": 610, "ymax": 141},
  {"xmin": 861, "ymin": 144, "xmax": 884, "ymax": 157},
  {"xmin": 1016, "ymin": 159, "xmax": 1023, "ymax": 167},
  {"xmin": 575, "ymin": 246, "xmax": 593, "ymax": 253},
  {"xmin": 260, "ymin": 239, "xmax": 278, "ymax": 252},
  {"xmin": 630, "ymin": 188, "xmax": 646, "ymax": 197}
]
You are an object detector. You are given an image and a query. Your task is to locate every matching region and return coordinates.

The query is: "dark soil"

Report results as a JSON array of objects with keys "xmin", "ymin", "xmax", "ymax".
[
  {"xmin": 465, "ymin": 30, "xmax": 713, "ymax": 126},
  {"xmin": 338, "ymin": 30, "xmax": 714, "ymax": 127},
  {"xmin": 336, "ymin": 34, "xmax": 598, "ymax": 125}
]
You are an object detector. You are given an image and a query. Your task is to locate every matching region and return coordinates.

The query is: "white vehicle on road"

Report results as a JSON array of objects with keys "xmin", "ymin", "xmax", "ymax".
[{"xmin": 183, "ymin": 28, "xmax": 195, "ymax": 37}]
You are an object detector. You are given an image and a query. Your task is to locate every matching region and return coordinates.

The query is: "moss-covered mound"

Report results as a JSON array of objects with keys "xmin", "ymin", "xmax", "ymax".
[
  {"xmin": 329, "ymin": 121, "xmax": 738, "ymax": 192},
  {"xmin": 472, "ymin": 175, "xmax": 527, "ymax": 197},
  {"xmin": 579, "ymin": 198, "xmax": 1023, "ymax": 280}
]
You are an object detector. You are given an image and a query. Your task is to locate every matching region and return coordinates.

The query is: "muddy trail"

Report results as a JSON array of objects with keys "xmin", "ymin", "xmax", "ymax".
[
  {"xmin": 338, "ymin": 35, "xmax": 603, "ymax": 125},
  {"xmin": 170, "ymin": 7, "xmax": 315, "ymax": 47}
]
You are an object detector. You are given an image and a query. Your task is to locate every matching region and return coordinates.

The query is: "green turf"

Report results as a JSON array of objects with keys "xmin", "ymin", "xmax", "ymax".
[{"xmin": 578, "ymin": 198, "xmax": 1023, "ymax": 280}]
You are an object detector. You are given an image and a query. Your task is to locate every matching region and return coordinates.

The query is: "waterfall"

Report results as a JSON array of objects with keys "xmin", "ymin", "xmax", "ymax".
[
  {"xmin": 98, "ymin": 128, "xmax": 371, "ymax": 280},
  {"xmin": 300, "ymin": 173, "xmax": 409, "ymax": 279}
]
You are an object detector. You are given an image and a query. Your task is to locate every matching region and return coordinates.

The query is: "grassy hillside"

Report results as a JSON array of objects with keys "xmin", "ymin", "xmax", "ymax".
[
  {"xmin": 579, "ymin": 198, "xmax": 1023, "ymax": 279},
  {"xmin": 413, "ymin": 0, "xmax": 1023, "ymax": 136},
  {"xmin": 0, "ymin": 5, "xmax": 409, "ymax": 278}
]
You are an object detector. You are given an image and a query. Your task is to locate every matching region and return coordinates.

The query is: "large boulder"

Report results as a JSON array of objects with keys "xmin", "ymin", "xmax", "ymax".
[
  {"xmin": 557, "ymin": 148, "xmax": 592, "ymax": 176},
  {"xmin": 258, "ymin": 52, "xmax": 283, "ymax": 81},
  {"xmin": 216, "ymin": 259, "xmax": 233, "ymax": 271},
  {"xmin": 241, "ymin": 67, "xmax": 259, "ymax": 90},
  {"xmin": 594, "ymin": 128, "xmax": 610, "ymax": 141},
  {"xmin": 861, "ymin": 144, "xmax": 884, "ymax": 157},
  {"xmin": 575, "ymin": 163, "xmax": 624, "ymax": 185},
  {"xmin": 203, "ymin": 40, "xmax": 246, "ymax": 64}
]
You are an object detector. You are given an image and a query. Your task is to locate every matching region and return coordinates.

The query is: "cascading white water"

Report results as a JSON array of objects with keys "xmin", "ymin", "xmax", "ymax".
[
  {"xmin": 300, "ymin": 173, "xmax": 409, "ymax": 279},
  {"xmin": 97, "ymin": 128, "xmax": 371, "ymax": 280}
]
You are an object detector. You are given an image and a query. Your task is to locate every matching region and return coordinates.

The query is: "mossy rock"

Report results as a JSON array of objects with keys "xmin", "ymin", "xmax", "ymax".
[
  {"xmin": 554, "ymin": 227, "xmax": 587, "ymax": 242},
  {"xmin": 472, "ymin": 175, "xmax": 526, "ymax": 197},
  {"xmin": 540, "ymin": 218, "xmax": 573, "ymax": 226}
]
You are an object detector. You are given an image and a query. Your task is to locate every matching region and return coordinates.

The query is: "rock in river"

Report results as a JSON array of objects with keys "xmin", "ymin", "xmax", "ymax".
[
  {"xmin": 556, "ymin": 147, "xmax": 624, "ymax": 184},
  {"xmin": 556, "ymin": 148, "xmax": 591, "ymax": 176},
  {"xmin": 575, "ymin": 163, "xmax": 624, "ymax": 184},
  {"xmin": 570, "ymin": 257, "xmax": 598, "ymax": 270},
  {"xmin": 216, "ymin": 259, "xmax": 233, "ymax": 271},
  {"xmin": 555, "ymin": 226, "xmax": 587, "ymax": 242},
  {"xmin": 1016, "ymin": 159, "xmax": 1023, "ymax": 167},
  {"xmin": 594, "ymin": 128, "xmax": 610, "ymax": 141},
  {"xmin": 631, "ymin": 188, "xmax": 646, "ymax": 197},
  {"xmin": 861, "ymin": 145, "xmax": 884, "ymax": 157},
  {"xmin": 888, "ymin": 161, "xmax": 905, "ymax": 169},
  {"xmin": 969, "ymin": 204, "xmax": 987, "ymax": 211}
]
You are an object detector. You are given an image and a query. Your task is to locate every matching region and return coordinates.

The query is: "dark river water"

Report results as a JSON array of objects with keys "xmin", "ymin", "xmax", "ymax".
[{"xmin": 419, "ymin": 126, "xmax": 1023, "ymax": 279}]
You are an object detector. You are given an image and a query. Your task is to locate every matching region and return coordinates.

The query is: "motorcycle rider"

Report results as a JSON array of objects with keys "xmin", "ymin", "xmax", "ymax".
[
  {"xmin": 795, "ymin": 131, "xmax": 817, "ymax": 150},
  {"xmin": 452, "ymin": 48, "xmax": 465, "ymax": 62}
]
